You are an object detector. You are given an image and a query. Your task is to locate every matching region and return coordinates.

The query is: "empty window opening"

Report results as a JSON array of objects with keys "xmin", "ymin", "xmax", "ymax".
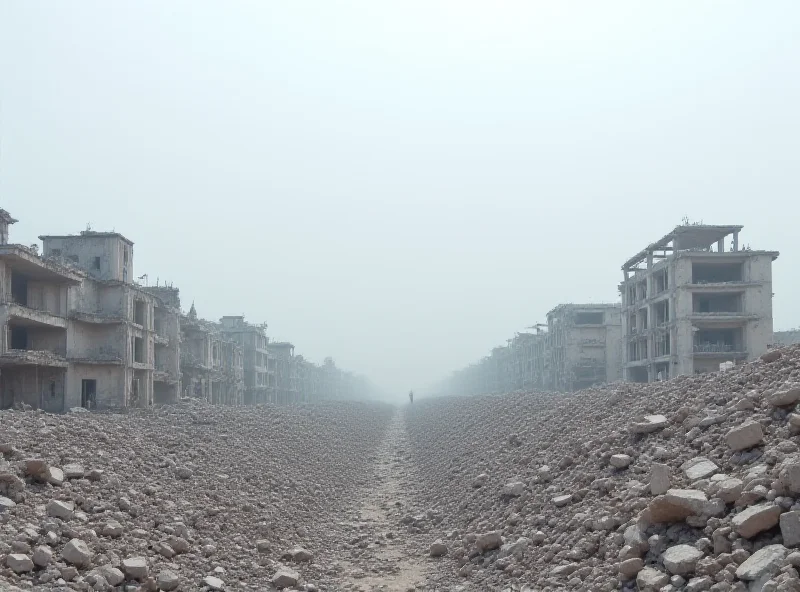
[
  {"xmin": 93, "ymin": 256, "xmax": 101, "ymax": 270},
  {"xmin": 628, "ymin": 366, "xmax": 649, "ymax": 383},
  {"xmin": 694, "ymin": 328, "xmax": 743, "ymax": 353},
  {"xmin": 134, "ymin": 300, "xmax": 146, "ymax": 326},
  {"xmin": 133, "ymin": 337, "xmax": 144, "ymax": 363},
  {"xmin": 693, "ymin": 293, "xmax": 741, "ymax": 314},
  {"xmin": 654, "ymin": 332, "xmax": 671, "ymax": 357},
  {"xmin": 692, "ymin": 263, "xmax": 743, "ymax": 284},
  {"xmin": 51, "ymin": 249, "xmax": 62, "ymax": 257},
  {"xmin": 81, "ymin": 379, "xmax": 97, "ymax": 409},
  {"xmin": 653, "ymin": 269, "xmax": 669, "ymax": 294},
  {"xmin": 68, "ymin": 255, "xmax": 79, "ymax": 265},
  {"xmin": 11, "ymin": 273, "xmax": 28, "ymax": 306},
  {"xmin": 575, "ymin": 312, "xmax": 604, "ymax": 325},
  {"xmin": 655, "ymin": 301, "xmax": 670, "ymax": 325},
  {"xmin": 131, "ymin": 377, "xmax": 140, "ymax": 405},
  {"xmin": 10, "ymin": 326, "xmax": 28, "ymax": 350}
]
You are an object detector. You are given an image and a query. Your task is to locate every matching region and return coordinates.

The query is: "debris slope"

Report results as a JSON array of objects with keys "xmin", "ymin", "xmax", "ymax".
[
  {"xmin": 0, "ymin": 400, "xmax": 393, "ymax": 591},
  {"xmin": 407, "ymin": 346, "xmax": 800, "ymax": 591}
]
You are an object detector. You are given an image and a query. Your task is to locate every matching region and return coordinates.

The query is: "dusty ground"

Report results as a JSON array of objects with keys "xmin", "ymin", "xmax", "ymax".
[{"xmin": 5, "ymin": 347, "xmax": 800, "ymax": 591}]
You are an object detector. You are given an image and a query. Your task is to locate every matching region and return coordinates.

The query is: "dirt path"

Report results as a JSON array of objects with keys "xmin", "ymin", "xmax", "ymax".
[{"xmin": 337, "ymin": 408, "xmax": 430, "ymax": 591}]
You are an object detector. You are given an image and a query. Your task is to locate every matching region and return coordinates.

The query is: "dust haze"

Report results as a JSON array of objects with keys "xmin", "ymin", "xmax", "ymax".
[{"xmin": 1, "ymin": 1, "xmax": 799, "ymax": 402}]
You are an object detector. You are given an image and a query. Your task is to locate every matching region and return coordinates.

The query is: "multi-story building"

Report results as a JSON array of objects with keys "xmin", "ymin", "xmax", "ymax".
[
  {"xmin": 220, "ymin": 316, "xmax": 267, "ymax": 405},
  {"xmin": 0, "ymin": 211, "xmax": 83, "ymax": 411},
  {"xmin": 39, "ymin": 230, "xmax": 181, "ymax": 408},
  {"xmin": 143, "ymin": 286, "xmax": 182, "ymax": 404},
  {"xmin": 268, "ymin": 341, "xmax": 297, "ymax": 404},
  {"xmin": 545, "ymin": 303, "xmax": 622, "ymax": 392},
  {"xmin": 621, "ymin": 224, "xmax": 778, "ymax": 382}
]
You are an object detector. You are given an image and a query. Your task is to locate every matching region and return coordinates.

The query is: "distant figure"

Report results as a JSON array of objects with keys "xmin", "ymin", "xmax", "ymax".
[{"xmin": 409, "ymin": 390, "xmax": 414, "ymax": 404}]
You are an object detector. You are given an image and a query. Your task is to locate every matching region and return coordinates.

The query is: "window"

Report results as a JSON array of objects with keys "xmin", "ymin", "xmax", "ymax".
[
  {"xmin": 68, "ymin": 255, "xmax": 79, "ymax": 264},
  {"xmin": 51, "ymin": 249, "xmax": 62, "ymax": 257},
  {"xmin": 575, "ymin": 312, "xmax": 604, "ymax": 325},
  {"xmin": 93, "ymin": 256, "xmax": 101, "ymax": 270}
]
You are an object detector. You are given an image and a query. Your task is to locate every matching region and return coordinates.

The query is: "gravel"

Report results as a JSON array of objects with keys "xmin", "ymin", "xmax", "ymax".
[{"xmin": 4, "ymin": 345, "xmax": 800, "ymax": 590}]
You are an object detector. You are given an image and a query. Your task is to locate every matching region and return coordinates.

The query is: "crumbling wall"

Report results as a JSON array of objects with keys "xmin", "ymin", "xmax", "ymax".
[{"xmin": 65, "ymin": 364, "xmax": 125, "ymax": 409}]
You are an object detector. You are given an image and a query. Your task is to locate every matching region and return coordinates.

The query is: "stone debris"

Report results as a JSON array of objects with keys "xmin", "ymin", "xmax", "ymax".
[
  {"xmin": 725, "ymin": 420, "xmax": 764, "ymax": 451},
  {"xmin": 0, "ymin": 401, "xmax": 393, "ymax": 591},
  {"xmin": 4, "ymin": 344, "xmax": 800, "ymax": 590},
  {"xmin": 404, "ymin": 344, "xmax": 800, "ymax": 590}
]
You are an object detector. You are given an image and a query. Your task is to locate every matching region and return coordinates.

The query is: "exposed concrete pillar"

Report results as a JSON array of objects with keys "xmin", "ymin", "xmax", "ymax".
[
  {"xmin": 733, "ymin": 231, "xmax": 739, "ymax": 252},
  {"xmin": 717, "ymin": 239, "xmax": 724, "ymax": 253}
]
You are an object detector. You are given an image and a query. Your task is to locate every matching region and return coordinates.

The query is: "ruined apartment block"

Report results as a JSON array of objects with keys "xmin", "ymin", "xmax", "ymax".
[
  {"xmin": 0, "ymin": 211, "xmax": 84, "ymax": 411},
  {"xmin": 40, "ymin": 230, "xmax": 181, "ymax": 408},
  {"xmin": 621, "ymin": 224, "xmax": 778, "ymax": 382},
  {"xmin": 268, "ymin": 341, "xmax": 298, "ymax": 404},
  {"xmin": 545, "ymin": 304, "xmax": 623, "ymax": 392},
  {"xmin": 180, "ymin": 306, "xmax": 244, "ymax": 405},
  {"xmin": 219, "ymin": 315, "xmax": 266, "ymax": 405},
  {"xmin": 143, "ymin": 286, "xmax": 182, "ymax": 403}
]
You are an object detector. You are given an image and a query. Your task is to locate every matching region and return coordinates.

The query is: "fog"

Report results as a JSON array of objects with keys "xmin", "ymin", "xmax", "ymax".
[{"xmin": 1, "ymin": 1, "xmax": 798, "ymax": 402}]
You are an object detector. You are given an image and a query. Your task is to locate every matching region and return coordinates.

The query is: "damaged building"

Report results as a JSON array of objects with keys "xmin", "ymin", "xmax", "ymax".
[
  {"xmin": 0, "ymin": 211, "xmax": 83, "ymax": 411},
  {"xmin": 180, "ymin": 306, "xmax": 244, "ymax": 405},
  {"xmin": 621, "ymin": 224, "xmax": 778, "ymax": 382},
  {"xmin": 219, "ymin": 316, "xmax": 267, "ymax": 405},
  {"xmin": 40, "ymin": 230, "xmax": 182, "ymax": 408},
  {"xmin": 545, "ymin": 304, "xmax": 622, "ymax": 392}
]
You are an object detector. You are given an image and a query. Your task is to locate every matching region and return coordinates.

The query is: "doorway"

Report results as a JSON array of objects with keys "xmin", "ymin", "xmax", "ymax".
[{"xmin": 81, "ymin": 379, "xmax": 97, "ymax": 409}]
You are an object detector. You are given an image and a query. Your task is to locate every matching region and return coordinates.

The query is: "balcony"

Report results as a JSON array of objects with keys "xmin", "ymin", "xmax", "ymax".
[
  {"xmin": 0, "ymin": 349, "xmax": 68, "ymax": 367},
  {"xmin": 4, "ymin": 303, "xmax": 68, "ymax": 329},
  {"xmin": 69, "ymin": 310, "xmax": 126, "ymax": 324},
  {"xmin": 68, "ymin": 347, "xmax": 124, "ymax": 366}
]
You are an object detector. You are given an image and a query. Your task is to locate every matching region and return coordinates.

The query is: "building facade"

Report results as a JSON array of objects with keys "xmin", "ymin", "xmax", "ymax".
[
  {"xmin": 545, "ymin": 303, "xmax": 622, "ymax": 392},
  {"xmin": 621, "ymin": 225, "xmax": 778, "ymax": 382}
]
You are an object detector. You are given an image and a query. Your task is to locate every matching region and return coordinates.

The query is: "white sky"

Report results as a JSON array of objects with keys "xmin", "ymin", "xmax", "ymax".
[{"xmin": 1, "ymin": 1, "xmax": 798, "ymax": 399}]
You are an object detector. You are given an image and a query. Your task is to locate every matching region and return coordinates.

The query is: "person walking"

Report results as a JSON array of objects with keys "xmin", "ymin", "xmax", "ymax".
[{"xmin": 408, "ymin": 390, "xmax": 414, "ymax": 404}]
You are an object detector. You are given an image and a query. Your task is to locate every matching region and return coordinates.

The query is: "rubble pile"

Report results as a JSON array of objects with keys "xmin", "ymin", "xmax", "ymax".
[
  {"xmin": 407, "ymin": 346, "xmax": 800, "ymax": 591},
  {"xmin": 0, "ymin": 400, "xmax": 393, "ymax": 591}
]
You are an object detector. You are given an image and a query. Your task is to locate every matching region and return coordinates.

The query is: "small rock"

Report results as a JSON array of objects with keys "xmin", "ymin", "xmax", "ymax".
[
  {"xmin": 62, "ymin": 538, "xmax": 93, "ymax": 567},
  {"xmin": 630, "ymin": 415, "xmax": 668, "ymax": 434},
  {"xmin": 47, "ymin": 499, "xmax": 75, "ymax": 520},
  {"xmin": 651, "ymin": 463, "xmax": 670, "ymax": 495},
  {"xmin": 726, "ymin": 421, "xmax": 764, "ymax": 451},
  {"xmin": 735, "ymin": 544, "xmax": 788, "ymax": 581},
  {"xmin": 32, "ymin": 545, "xmax": 53, "ymax": 567},
  {"xmin": 271, "ymin": 568, "xmax": 299, "ymax": 589},
  {"xmin": 204, "ymin": 575, "xmax": 225, "ymax": 590},
  {"xmin": 780, "ymin": 511, "xmax": 800, "ymax": 547},
  {"xmin": 7, "ymin": 553, "xmax": 34, "ymax": 573},
  {"xmin": 610, "ymin": 454, "xmax": 632, "ymax": 469},
  {"xmin": 732, "ymin": 503, "xmax": 783, "ymax": 538},
  {"xmin": 476, "ymin": 531, "xmax": 503, "ymax": 553},
  {"xmin": 662, "ymin": 544, "xmax": 704, "ymax": 576},
  {"xmin": 157, "ymin": 570, "xmax": 180, "ymax": 591},
  {"xmin": 122, "ymin": 556, "xmax": 149, "ymax": 580},
  {"xmin": 429, "ymin": 540, "xmax": 448, "ymax": 557},
  {"xmin": 501, "ymin": 481, "xmax": 525, "ymax": 497}
]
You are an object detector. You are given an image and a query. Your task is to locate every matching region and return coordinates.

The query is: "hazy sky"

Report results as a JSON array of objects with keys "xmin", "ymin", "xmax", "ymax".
[{"xmin": 1, "ymin": 1, "xmax": 798, "ymax": 399}]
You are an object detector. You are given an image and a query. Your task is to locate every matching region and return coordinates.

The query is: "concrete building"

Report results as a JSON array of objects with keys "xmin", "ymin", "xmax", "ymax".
[
  {"xmin": 219, "ymin": 315, "xmax": 266, "ymax": 405},
  {"xmin": 268, "ymin": 341, "xmax": 297, "ymax": 404},
  {"xmin": 142, "ymin": 286, "xmax": 182, "ymax": 404},
  {"xmin": 621, "ymin": 224, "xmax": 778, "ymax": 382},
  {"xmin": 0, "ymin": 216, "xmax": 83, "ymax": 410},
  {"xmin": 40, "ymin": 230, "xmax": 180, "ymax": 408},
  {"xmin": 545, "ymin": 303, "xmax": 622, "ymax": 392},
  {"xmin": 180, "ymin": 306, "xmax": 244, "ymax": 405}
]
